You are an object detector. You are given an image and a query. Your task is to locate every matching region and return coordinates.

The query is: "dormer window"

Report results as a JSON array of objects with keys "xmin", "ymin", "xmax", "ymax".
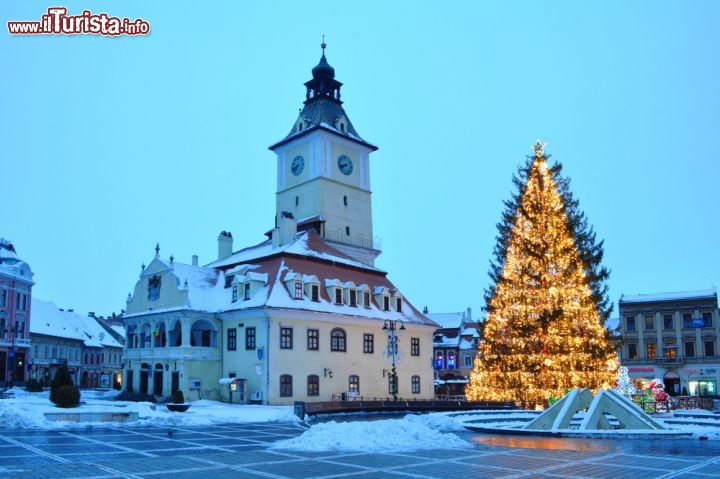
[
  {"xmin": 311, "ymin": 284, "xmax": 320, "ymax": 301},
  {"xmin": 364, "ymin": 292, "xmax": 371, "ymax": 308},
  {"xmin": 294, "ymin": 282, "xmax": 303, "ymax": 300},
  {"xmin": 244, "ymin": 283, "xmax": 250, "ymax": 301},
  {"xmin": 148, "ymin": 276, "xmax": 161, "ymax": 301},
  {"xmin": 349, "ymin": 289, "xmax": 357, "ymax": 307},
  {"xmin": 335, "ymin": 288, "xmax": 343, "ymax": 305},
  {"xmin": 232, "ymin": 285, "xmax": 238, "ymax": 303},
  {"xmin": 396, "ymin": 297, "xmax": 402, "ymax": 312},
  {"xmin": 383, "ymin": 296, "xmax": 389, "ymax": 311}
]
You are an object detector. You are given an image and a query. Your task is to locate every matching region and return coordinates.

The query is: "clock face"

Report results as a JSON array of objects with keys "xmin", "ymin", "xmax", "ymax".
[
  {"xmin": 291, "ymin": 155, "xmax": 304, "ymax": 176},
  {"xmin": 337, "ymin": 155, "xmax": 353, "ymax": 175}
]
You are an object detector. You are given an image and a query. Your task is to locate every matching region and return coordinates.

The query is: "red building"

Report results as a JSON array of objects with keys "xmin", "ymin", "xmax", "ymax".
[{"xmin": 0, "ymin": 238, "xmax": 34, "ymax": 386}]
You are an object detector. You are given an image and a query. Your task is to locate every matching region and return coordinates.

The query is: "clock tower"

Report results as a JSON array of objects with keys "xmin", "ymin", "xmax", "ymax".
[{"xmin": 270, "ymin": 43, "xmax": 380, "ymax": 265}]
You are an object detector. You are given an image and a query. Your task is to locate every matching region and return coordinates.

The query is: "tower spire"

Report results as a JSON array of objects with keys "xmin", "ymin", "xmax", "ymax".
[{"xmin": 321, "ymin": 35, "xmax": 326, "ymax": 54}]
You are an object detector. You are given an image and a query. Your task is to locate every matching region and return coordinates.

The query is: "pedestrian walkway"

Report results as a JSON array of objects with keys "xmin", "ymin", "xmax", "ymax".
[{"xmin": 0, "ymin": 422, "xmax": 717, "ymax": 478}]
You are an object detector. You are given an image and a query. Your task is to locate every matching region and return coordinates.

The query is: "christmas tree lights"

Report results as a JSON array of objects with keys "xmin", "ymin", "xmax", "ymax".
[{"xmin": 467, "ymin": 141, "xmax": 618, "ymax": 407}]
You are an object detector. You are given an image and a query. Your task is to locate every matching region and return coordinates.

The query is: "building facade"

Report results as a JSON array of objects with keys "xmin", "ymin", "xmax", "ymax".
[
  {"xmin": 618, "ymin": 289, "xmax": 719, "ymax": 397},
  {"xmin": 122, "ymin": 45, "xmax": 438, "ymax": 405},
  {"xmin": 0, "ymin": 238, "xmax": 33, "ymax": 386},
  {"xmin": 30, "ymin": 298, "xmax": 124, "ymax": 389},
  {"xmin": 428, "ymin": 307, "xmax": 479, "ymax": 396}
]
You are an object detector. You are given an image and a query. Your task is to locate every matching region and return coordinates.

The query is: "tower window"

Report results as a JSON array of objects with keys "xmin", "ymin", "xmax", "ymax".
[{"xmin": 345, "ymin": 226, "xmax": 350, "ymax": 236}]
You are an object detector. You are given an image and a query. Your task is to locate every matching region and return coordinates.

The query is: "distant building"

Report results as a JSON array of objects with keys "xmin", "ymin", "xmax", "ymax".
[
  {"xmin": 122, "ymin": 46, "xmax": 438, "ymax": 405},
  {"xmin": 30, "ymin": 298, "xmax": 124, "ymax": 389},
  {"xmin": 618, "ymin": 289, "xmax": 719, "ymax": 397},
  {"xmin": 428, "ymin": 307, "xmax": 480, "ymax": 396},
  {"xmin": 0, "ymin": 238, "xmax": 33, "ymax": 385}
]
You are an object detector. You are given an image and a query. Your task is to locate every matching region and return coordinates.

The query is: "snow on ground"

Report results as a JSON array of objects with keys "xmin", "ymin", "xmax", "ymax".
[{"xmin": 1, "ymin": 387, "xmax": 719, "ymax": 453}]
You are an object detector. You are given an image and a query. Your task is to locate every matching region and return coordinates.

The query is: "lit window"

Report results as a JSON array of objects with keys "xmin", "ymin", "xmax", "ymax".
[
  {"xmin": 448, "ymin": 352, "xmax": 456, "ymax": 368},
  {"xmin": 435, "ymin": 351, "xmax": 444, "ymax": 369},
  {"xmin": 628, "ymin": 343, "xmax": 638, "ymax": 359},
  {"xmin": 646, "ymin": 343, "xmax": 656, "ymax": 359}
]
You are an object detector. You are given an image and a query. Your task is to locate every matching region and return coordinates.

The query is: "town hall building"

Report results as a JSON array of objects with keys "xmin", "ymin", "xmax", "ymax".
[{"xmin": 122, "ymin": 44, "xmax": 438, "ymax": 405}]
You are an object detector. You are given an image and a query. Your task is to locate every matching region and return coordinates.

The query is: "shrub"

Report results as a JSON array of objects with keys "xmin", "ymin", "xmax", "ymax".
[
  {"xmin": 54, "ymin": 384, "xmax": 81, "ymax": 408},
  {"xmin": 25, "ymin": 379, "xmax": 43, "ymax": 393},
  {"xmin": 50, "ymin": 364, "xmax": 74, "ymax": 404},
  {"xmin": 172, "ymin": 390, "xmax": 185, "ymax": 404}
]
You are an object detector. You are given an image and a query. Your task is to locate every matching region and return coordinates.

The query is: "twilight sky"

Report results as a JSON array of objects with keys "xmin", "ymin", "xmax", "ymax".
[{"xmin": 2, "ymin": 1, "xmax": 718, "ymax": 319}]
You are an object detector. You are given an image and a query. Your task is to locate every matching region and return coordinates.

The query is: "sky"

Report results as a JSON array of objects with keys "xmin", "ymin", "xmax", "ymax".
[
  {"xmin": 2, "ymin": 387, "xmax": 719, "ymax": 444},
  {"xmin": 2, "ymin": 1, "xmax": 719, "ymax": 319}
]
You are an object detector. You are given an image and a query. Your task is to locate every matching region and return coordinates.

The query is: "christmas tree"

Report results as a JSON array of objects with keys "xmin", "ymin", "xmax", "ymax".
[{"xmin": 466, "ymin": 141, "xmax": 618, "ymax": 406}]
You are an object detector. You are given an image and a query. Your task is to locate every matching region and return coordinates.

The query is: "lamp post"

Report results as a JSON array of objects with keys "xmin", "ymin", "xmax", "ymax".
[
  {"xmin": 382, "ymin": 319, "xmax": 404, "ymax": 401},
  {"xmin": 7, "ymin": 322, "xmax": 18, "ymax": 388}
]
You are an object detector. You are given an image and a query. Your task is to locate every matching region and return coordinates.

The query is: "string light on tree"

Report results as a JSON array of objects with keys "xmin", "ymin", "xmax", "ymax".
[{"xmin": 467, "ymin": 140, "xmax": 618, "ymax": 407}]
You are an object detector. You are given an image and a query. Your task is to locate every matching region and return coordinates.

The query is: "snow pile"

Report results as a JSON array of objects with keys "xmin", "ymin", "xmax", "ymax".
[{"xmin": 270, "ymin": 414, "xmax": 472, "ymax": 452}]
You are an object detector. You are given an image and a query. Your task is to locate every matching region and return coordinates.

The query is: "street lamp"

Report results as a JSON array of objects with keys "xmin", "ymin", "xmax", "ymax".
[
  {"xmin": 6, "ymin": 322, "xmax": 18, "ymax": 388},
  {"xmin": 382, "ymin": 319, "xmax": 405, "ymax": 401}
]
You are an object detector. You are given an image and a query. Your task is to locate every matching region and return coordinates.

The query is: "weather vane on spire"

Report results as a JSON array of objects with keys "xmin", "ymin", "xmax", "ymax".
[
  {"xmin": 321, "ymin": 34, "xmax": 326, "ymax": 53},
  {"xmin": 533, "ymin": 139, "xmax": 547, "ymax": 158}
]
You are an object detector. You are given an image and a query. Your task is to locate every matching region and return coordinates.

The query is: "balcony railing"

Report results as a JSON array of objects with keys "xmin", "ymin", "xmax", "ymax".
[{"xmin": 323, "ymin": 230, "xmax": 381, "ymax": 252}]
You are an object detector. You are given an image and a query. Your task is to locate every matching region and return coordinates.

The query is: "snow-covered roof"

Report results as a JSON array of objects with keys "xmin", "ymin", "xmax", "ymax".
[
  {"xmin": 207, "ymin": 231, "xmax": 384, "ymax": 273},
  {"xmin": 427, "ymin": 312, "xmax": 465, "ymax": 329},
  {"xmin": 30, "ymin": 298, "xmax": 123, "ymax": 348},
  {"xmin": 126, "ymin": 231, "xmax": 437, "ymax": 327},
  {"xmin": 619, "ymin": 289, "xmax": 717, "ymax": 305},
  {"xmin": 0, "ymin": 238, "xmax": 34, "ymax": 283}
]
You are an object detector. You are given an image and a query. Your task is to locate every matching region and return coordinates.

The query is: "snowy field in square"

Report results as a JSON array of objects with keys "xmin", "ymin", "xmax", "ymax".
[{"xmin": 0, "ymin": 387, "xmax": 718, "ymax": 452}]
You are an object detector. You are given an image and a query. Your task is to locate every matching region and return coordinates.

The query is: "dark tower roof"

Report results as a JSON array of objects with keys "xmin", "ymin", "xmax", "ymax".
[{"xmin": 270, "ymin": 42, "xmax": 376, "ymax": 151}]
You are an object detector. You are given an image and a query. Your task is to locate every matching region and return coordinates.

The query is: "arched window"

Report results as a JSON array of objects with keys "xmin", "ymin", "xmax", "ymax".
[
  {"xmin": 307, "ymin": 375, "xmax": 319, "ymax": 396},
  {"xmin": 349, "ymin": 375, "xmax": 360, "ymax": 393},
  {"xmin": 330, "ymin": 328, "xmax": 346, "ymax": 352},
  {"xmin": 280, "ymin": 374, "xmax": 293, "ymax": 397}
]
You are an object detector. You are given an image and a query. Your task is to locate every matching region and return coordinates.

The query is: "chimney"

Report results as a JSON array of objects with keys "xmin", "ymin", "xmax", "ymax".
[
  {"xmin": 217, "ymin": 231, "xmax": 233, "ymax": 260},
  {"xmin": 192, "ymin": 255, "xmax": 198, "ymax": 267},
  {"xmin": 278, "ymin": 211, "xmax": 297, "ymax": 246}
]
